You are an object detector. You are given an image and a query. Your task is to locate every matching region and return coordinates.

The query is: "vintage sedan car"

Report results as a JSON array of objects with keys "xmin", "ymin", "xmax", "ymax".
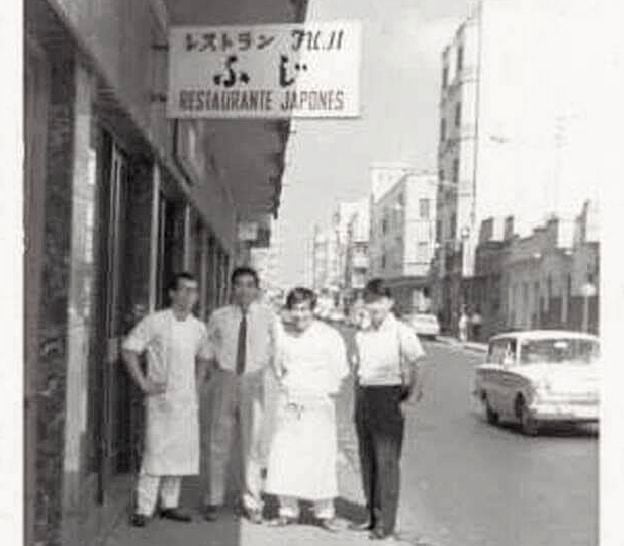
[
  {"xmin": 403, "ymin": 312, "xmax": 441, "ymax": 339},
  {"xmin": 473, "ymin": 330, "xmax": 600, "ymax": 435}
]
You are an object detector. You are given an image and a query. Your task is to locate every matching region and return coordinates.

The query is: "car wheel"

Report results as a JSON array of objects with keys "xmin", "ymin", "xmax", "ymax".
[
  {"xmin": 483, "ymin": 394, "xmax": 499, "ymax": 425},
  {"xmin": 516, "ymin": 396, "xmax": 539, "ymax": 436}
]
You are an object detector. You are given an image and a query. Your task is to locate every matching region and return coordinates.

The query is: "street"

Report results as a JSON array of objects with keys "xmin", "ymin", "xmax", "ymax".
[
  {"xmin": 104, "ymin": 331, "xmax": 598, "ymax": 546},
  {"xmin": 397, "ymin": 340, "xmax": 599, "ymax": 546}
]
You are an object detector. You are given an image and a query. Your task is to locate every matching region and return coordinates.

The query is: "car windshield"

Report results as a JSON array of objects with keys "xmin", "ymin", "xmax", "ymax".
[{"xmin": 519, "ymin": 338, "xmax": 600, "ymax": 365}]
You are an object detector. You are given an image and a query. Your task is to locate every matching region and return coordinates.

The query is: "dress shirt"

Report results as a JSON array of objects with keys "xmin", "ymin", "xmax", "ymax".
[
  {"xmin": 207, "ymin": 301, "xmax": 278, "ymax": 374},
  {"xmin": 355, "ymin": 313, "xmax": 425, "ymax": 386}
]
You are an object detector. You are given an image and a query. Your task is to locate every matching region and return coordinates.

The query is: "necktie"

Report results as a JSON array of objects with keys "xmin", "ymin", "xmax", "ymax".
[{"xmin": 236, "ymin": 311, "xmax": 247, "ymax": 375}]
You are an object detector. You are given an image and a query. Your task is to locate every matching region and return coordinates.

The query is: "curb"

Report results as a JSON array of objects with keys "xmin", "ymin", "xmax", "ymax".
[{"xmin": 438, "ymin": 336, "xmax": 487, "ymax": 354}]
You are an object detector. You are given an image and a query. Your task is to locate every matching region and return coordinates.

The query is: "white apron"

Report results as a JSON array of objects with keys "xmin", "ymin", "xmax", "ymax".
[
  {"xmin": 126, "ymin": 310, "xmax": 203, "ymax": 476},
  {"xmin": 265, "ymin": 321, "xmax": 348, "ymax": 500}
]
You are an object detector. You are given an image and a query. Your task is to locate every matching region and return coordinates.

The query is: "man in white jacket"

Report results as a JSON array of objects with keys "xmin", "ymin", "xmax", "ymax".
[
  {"xmin": 264, "ymin": 287, "xmax": 348, "ymax": 532},
  {"xmin": 122, "ymin": 272, "xmax": 213, "ymax": 527}
]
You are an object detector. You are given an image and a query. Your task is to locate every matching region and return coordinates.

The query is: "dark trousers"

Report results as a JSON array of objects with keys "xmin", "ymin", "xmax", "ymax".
[{"xmin": 354, "ymin": 385, "xmax": 404, "ymax": 535}]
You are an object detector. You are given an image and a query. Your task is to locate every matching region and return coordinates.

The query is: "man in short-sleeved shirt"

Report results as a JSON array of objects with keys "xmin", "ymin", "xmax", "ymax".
[
  {"xmin": 352, "ymin": 279, "xmax": 425, "ymax": 542},
  {"xmin": 122, "ymin": 273, "xmax": 213, "ymax": 527}
]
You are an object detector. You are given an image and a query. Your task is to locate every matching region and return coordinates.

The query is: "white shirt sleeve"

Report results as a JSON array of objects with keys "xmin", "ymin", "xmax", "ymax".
[
  {"xmin": 122, "ymin": 314, "xmax": 155, "ymax": 354},
  {"xmin": 398, "ymin": 323, "xmax": 426, "ymax": 364}
]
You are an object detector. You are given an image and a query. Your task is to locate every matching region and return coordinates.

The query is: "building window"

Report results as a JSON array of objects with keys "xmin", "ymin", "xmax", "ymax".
[
  {"xmin": 454, "ymin": 102, "xmax": 462, "ymax": 128},
  {"xmin": 436, "ymin": 219, "xmax": 442, "ymax": 243},
  {"xmin": 438, "ymin": 168, "xmax": 444, "ymax": 182},
  {"xmin": 442, "ymin": 65, "xmax": 449, "ymax": 88},
  {"xmin": 457, "ymin": 46, "xmax": 464, "ymax": 72},
  {"xmin": 450, "ymin": 213, "xmax": 457, "ymax": 239},
  {"xmin": 397, "ymin": 192, "xmax": 404, "ymax": 206},
  {"xmin": 381, "ymin": 217, "xmax": 388, "ymax": 235},
  {"xmin": 419, "ymin": 199, "xmax": 431, "ymax": 219},
  {"xmin": 381, "ymin": 252, "xmax": 387, "ymax": 269},
  {"xmin": 452, "ymin": 158, "xmax": 460, "ymax": 183},
  {"xmin": 440, "ymin": 118, "xmax": 446, "ymax": 142},
  {"xmin": 417, "ymin": 241, "xmax": 429, "ymax": 262}
]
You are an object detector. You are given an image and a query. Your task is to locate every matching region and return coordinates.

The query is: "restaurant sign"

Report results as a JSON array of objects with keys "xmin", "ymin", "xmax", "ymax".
[{"xmin": 167, "ymin": 21, "xmax": 361, "ymax": 119}]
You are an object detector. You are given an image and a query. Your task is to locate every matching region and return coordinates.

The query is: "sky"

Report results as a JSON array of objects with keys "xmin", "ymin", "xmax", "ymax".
[{"xmin": 277, "ymin": 0, "xmax": 470, "ymax": 286}]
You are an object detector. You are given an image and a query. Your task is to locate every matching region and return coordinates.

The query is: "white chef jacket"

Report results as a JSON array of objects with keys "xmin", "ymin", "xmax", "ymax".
[
  {"xmin": 123, "ymin": 309, "xmax": 213, "ymax": 475},
  {"xmin": 265, "ymin": 321, "xmax": 349, "ymax": 500}
]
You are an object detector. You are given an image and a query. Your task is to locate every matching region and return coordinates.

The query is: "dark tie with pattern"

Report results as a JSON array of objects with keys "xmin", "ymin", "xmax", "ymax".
[{"xmin": 236, "ymin": 311, "xmax": 247, "ymax": 375}]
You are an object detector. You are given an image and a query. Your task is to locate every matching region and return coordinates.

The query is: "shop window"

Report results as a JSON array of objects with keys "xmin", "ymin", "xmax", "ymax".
[
  {"xmin": 457, "ymin": 45, "xmax": 464, "ymax": 72},
  {"xmin": 453, "ymin": 158, "xmax": 460, "ymax": 183},
  {"xmin": 420, "ymin": 199, "xmax": 431, "ymax": 219}
]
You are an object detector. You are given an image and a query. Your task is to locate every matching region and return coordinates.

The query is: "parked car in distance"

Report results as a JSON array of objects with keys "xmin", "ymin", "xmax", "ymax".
[
  {"xmin": 403, "ymin": 312, "xmax": 440, "ymax": 339},
  {"xmin": 473, "ymin": 330, "xmax": 600, "ymax": 436}
]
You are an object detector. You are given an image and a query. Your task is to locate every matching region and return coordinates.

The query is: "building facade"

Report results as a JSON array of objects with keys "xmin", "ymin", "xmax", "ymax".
[
  {"xmin": 433, "ymin": 0, "xmax": 600, "ymax": 333},
  {"xmin": 369, "ymin": 172, "xmax": 437, "ymax": 314},
  {"xmin": 24, "ymin": 0, "xmax": 306, "ymax": 544},
  {"xmin": 345, "ymin": 198, "xmax": 370, "ymax": 293},
  {"xmin": 472, "ymin": 201, "xmax": 599, "ymax": 341}
]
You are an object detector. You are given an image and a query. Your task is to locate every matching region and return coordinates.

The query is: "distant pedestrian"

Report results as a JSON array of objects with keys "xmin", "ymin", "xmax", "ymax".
[
  {"xmin": 265, "ymin": 287, "xmax": 348, "ymax": 532},
  {"xmin": 201, "ymin": 267, "xmax": 280, "ymax": 524},
  {"xmin": 471, "ymin": 307, "xmax": 482, "ymax": 341},
  {"xmin": 122, "ymin": 272, "xmax": 213, "ymax": 527},
  {"xmin": 351, "ymin": 279, "xmax": 426, "ymax": 541},
  {"xmin": 458, "ymin": 307, "xmax": 469, "ymax": 343}
]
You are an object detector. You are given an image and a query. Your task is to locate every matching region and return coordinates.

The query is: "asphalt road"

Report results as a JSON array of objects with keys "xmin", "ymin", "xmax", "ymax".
[{"xmin": 386, "ymin": 338, "xmax": 599, "ymax": 546}]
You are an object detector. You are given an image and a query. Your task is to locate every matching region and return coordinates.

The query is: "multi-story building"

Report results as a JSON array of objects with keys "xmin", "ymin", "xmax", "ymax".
[
  {"xmin": 370, "ymin": 162, "xmax": 415, "ymax": 202},
  {"xmin": 369, "ymin": 171, "xmax": 437, "ymax": 314},
  {"xmin": 434, "ymin": 0, "xmax": 600, "ymax": 332},
  {"xmin": 23, "ymin": 0, "xmax": 306, "ymax": 544}
]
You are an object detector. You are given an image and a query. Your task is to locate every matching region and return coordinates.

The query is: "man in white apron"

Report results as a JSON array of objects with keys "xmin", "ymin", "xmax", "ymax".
[
  {"xmin": 201, "ymin": 267, "xmax": 279, "ymax": 524},
  {"xmin": 264, "ymin": 287, "xmax": 348, "ymax": 532},
  {"xmin": 122, "ymin": 272, "xmax": 213, "ymax": 527}
]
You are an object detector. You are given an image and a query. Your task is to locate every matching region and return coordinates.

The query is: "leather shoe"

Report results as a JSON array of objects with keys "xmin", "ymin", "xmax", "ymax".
[
  {"xmin": 245, "ymin": 508, "xmax": 263, "ymax": 524},
  {"xmin": 349, "ymin": 519, "xmax": 375, "ymax": 531},
  {"xmin": 369, "ymin": 531, "xmax": 407, "ymax": 543},
  {"xmin": 267, "ymin": 515, "xmax": 296, "ymax": 527},
  {"xmin": 129, "ymin": 513, "xmax": 148, "ymax": 527},
  {"xmin": 203, "ymin": 505, "xmax": 219, "ymax": 522},
  {"xmin": 159, "ymin": 508, "xmax": 192, "ymax": 522},
  {"xmin": 318, "ymin": 518, "xmax": 342, "ymax": 533}
]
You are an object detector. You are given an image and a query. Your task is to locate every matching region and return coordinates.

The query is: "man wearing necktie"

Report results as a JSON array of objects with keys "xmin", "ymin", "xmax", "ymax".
[{"xmin": 201, "ymin": 267, "xmax": 280, "ymax": 524}]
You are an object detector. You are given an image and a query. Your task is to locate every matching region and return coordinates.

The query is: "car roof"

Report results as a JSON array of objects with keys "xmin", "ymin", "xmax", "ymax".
[{"xmin": 489, "ymin": 330, "xmax": 599, "ymax": 343}]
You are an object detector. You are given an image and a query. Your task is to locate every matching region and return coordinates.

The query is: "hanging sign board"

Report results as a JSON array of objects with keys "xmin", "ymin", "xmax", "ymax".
[{"xmin": 167, "ymin": 21, "xmax": 361, "ymax": 119}]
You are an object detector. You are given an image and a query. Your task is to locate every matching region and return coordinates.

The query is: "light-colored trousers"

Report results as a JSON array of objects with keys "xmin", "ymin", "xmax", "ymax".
[
  {"xmin": 201, "ymin": 369, "xmax": 269, "ymax": 511},
  {"xmin": 279, "ymin": 496, "xmax": 335, "ymax": 519},
  {"xmin": 136, "ymin": 474, "xmax": 181, "ymax": 516}
]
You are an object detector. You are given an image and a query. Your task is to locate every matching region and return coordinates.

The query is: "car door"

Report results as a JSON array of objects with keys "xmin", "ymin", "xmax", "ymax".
[
  {"xmin": 478, "ymin": 340, "xmax": 507, "ymax": 412},
  {"xmin": 484, "ymin": 338, "xmax": 518, "ymax": 415}
]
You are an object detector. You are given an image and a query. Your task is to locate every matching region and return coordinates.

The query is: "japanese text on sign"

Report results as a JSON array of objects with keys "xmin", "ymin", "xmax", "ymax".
[{"xmin": 167, "ymin": 21, "xmax": 361, "ymax": 119}]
